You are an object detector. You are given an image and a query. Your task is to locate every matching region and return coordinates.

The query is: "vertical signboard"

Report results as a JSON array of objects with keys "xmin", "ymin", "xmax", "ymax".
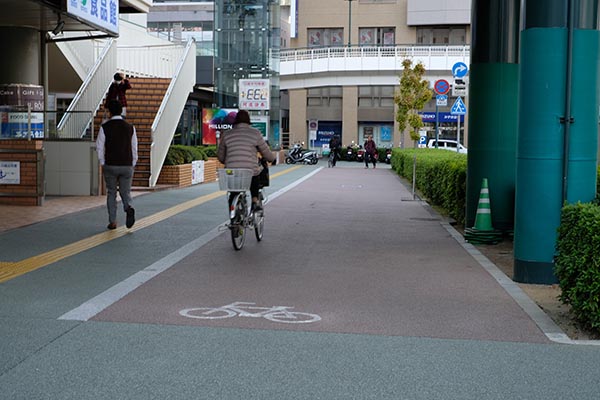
[{"xmin": 238, "ymin": 79, "xmax": 270, "ymax": 110}]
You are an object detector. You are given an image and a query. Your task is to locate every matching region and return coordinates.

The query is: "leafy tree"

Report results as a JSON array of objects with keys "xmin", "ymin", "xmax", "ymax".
[{"xmin": 394, "ymin": 59, "xmax": 433, "ymax": 145}]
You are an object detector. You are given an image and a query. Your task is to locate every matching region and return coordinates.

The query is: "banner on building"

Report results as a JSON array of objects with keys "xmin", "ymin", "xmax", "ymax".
[
  {"xmin": 67, "ymin": 0, "xmax": 119, "ymax": 35},
  {"xmin": 201, "ymin": 108, "xmax": 237, "ymax": 145}
]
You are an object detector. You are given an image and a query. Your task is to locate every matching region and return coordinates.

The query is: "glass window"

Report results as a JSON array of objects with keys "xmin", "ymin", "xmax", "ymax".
[
  {"xmin": 417, "ymin": 26, "xmax": 467, "ymax": 45},
  {"xmin": 308, "ymin": 28, "xmax": 344, "ymax": 47},
  {"xmin": 359, "ymin": 27, "xmax": 395, "ymax": 46}
]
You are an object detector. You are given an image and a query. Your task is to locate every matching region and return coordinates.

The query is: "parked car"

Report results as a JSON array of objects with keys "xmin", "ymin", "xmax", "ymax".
[{"xmin": 426, "ymin": 139, "xmax": 468, "ymax": 154}]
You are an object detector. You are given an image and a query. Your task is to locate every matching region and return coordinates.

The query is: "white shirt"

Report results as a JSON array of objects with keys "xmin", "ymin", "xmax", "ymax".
[{"xmin": 96, "ymin": 116, "xmax": 138, "ymax": 167}]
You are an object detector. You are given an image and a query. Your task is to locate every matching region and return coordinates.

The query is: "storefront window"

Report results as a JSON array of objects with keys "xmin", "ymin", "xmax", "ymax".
[
  {"xmin": 308, "ymin": 28, "xmax": 344, "ymax": 47},
  {"xmin": 359, "ymin": 27, "xmax": 395, "ymax": 46},
  {"xmin": 416, "ymin": 26, "xmax": 467, "ymax": 45}
]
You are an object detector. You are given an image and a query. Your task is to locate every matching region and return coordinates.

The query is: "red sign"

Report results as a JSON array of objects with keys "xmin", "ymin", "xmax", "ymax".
[{"xmin": 434, "ymin": 79, "xmax": 450, "ymax": 95}]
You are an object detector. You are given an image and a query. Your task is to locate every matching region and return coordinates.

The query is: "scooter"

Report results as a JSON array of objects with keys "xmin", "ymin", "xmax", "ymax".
[
  {"xmin": 356, "ymin": 146, "xmax": 365, "ymax": 163},
  {"xmin": 345, "ymin": 145, "xmax": 355, "ymax": 161},
  {"xmin": 385, "ymin": 147, "xmax": 392, "ymax": 164},
  {"xmin": 285, "ymin": 142, "xmax": 318, "ymax": 165}
]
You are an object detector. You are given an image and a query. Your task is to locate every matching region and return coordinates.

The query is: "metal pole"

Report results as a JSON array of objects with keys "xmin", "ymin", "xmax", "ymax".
[
  {"xmin": 435, "ymin": 103, "xmax": 439, "ymax": 148},
  {"xmin": 561, "ymin": 0, "xmax": 574, "ymax": 203},
  {"xmin": 456, "ymin": 115, "xmax": 461, "ymax": 152},
  {"xmin": 347, "ymin": 0, "xmax": 352, "ymax": 47}
]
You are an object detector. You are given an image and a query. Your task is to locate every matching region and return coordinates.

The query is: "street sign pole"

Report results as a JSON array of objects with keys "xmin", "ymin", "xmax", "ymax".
[
  {"xmin": 435, "ymin": 103, "xmax": 439, "ymax": 148},
  {"xmin": 456, "ymin": 116, "xmax": 461, "ymax": 153}
]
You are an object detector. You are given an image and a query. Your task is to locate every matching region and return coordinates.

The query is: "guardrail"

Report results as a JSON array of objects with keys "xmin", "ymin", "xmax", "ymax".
[{"xmin": 280, "ymin": 45, "xmax": 470, "ymax": 75}]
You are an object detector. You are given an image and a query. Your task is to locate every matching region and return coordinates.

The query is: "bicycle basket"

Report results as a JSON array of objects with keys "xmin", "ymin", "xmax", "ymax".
[{"xmin": 217, "ymin": 168, "xmax": 253, "ymax": 191}]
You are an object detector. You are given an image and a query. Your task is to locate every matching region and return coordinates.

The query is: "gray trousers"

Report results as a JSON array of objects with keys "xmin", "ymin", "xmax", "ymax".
[{"xmin": 103, "ymin": 165, "xmax": 134, "ymax": 224}]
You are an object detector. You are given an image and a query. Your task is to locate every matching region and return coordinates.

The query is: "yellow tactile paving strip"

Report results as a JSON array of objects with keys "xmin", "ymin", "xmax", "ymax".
[{"xmin": 0, "ymin": 166, "xmax": 302, "ymax": 283}]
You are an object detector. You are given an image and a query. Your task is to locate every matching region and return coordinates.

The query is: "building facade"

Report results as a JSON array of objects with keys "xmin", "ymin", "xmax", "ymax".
[{"xmin": 281, "ymin": 0, "xmax": 471, "ymax": 150}]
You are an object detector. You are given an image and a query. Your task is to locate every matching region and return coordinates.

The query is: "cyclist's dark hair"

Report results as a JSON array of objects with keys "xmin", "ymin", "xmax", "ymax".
[
  {"xmin": 114, "ymin": 72, "xmax": 123, "ymax": 81},
  {"xmin": 234, "ymin": 110, "xmax": 251, "ymax": 125}
]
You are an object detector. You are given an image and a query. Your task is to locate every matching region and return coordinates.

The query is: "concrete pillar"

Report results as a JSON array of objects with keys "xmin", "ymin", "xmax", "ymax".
[
  {"xmin": 0, "ymin": 27, "xmax": 41, "ymax": 85},
  {"xmin": 514, "ymin": 0, "xmax": 600, "ymax": 284},
  {"xmin": 342, "ymin": 86, "xmax": 358, "ymax": 144},
  {"xmin": 466, "ymin": 0, "xmax": 520, "ymax": 232},
  {"xmin": 289, "ymin": 88, "xmax": 307, "ymax": 145}
]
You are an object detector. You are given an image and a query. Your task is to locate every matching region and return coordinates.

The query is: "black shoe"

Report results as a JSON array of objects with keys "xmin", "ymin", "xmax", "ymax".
[
  {"xmin": 107, "ymin": 223, "xmax": 117, "ymax": 230},
  {"xmin": 126, "ymin": 207, "xmax": 135, "ymax": 228}
]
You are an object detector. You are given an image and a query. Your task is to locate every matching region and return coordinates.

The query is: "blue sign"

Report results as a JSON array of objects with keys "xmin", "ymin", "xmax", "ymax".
[
  {"xmin": 418, "ymin": 135, "xmax": 427, "ymax": 145},
  {"xmin": 452, "ymin": 62, "xmax": 468, "ymax": 78},
  {"xmin": 419, "ymin": 112, "xmax": 464, "ymax": 123},
  {"xmin": 380, "ymin": 125, "xmax": 392, "ymax": 141},
  {"xmin": 451, "ymin": 97, "xmax": 467, "ymax": 115}
]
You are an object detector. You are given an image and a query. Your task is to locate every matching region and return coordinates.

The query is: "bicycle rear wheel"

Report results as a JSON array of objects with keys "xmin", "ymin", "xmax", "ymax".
[
  {"xmin": 230, "ymin": 195, "xmax": 246, "ymax": 250},
  {"xmin": 254, "ymin": 192, "xmax": 265, "ymax": 241}
]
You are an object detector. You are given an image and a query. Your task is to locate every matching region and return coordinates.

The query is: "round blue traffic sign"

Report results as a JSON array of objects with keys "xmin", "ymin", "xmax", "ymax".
[
  {"xmin": 434, "ymin": 79, "xmax": 450, "ymax": 95},
  {"xmin": 452, "ymin": 62, "xmax": 468, "ymax": 78}
]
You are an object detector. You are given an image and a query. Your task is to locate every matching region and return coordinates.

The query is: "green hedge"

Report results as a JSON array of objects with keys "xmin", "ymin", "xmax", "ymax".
[
  {"xmin": 555, "ymin": 202, "xmax": 600, "ymax": 332},
  {"xmin": 164, "ymin": 145, "xmax": 207, "ymax": 165},
  {"xmin": 391, "ymin": 148, "xmax": 467, "ymax": 224}
]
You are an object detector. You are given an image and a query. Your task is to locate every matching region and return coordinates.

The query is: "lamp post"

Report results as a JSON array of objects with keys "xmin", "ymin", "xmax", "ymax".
[{"xmin": 345, "ymin": 0, "xmax": 353, "ymax": 47}]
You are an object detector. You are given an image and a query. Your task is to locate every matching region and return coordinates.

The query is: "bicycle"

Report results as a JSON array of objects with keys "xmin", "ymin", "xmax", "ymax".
[
  {"xmin": 218, "ymin": 168, "xmax": 265, "ymax": 250},
  {"xmin": 179, "ymin": 302, "xmax": 321, "ymax": 324}
]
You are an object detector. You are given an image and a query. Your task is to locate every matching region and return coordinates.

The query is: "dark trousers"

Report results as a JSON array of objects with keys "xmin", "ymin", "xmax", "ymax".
[{"xmin": 365, "ymin": 153, "xmax": 377, "ymax": 167}]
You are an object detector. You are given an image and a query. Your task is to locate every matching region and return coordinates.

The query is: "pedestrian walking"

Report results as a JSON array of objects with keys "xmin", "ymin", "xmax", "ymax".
[
  {"xmin": 329, "ymin": 134, "xmax": 341, "ymax": 167},
  {"xmin": 105, "ymin": 72, "xmax": 132, "ymax": 117},
  {"xmin": 96, "ymin": 100, "xmax": 138, "ymax": 230},
  {"xmin": 364, "ymin": 135, "xmax": 377, "ymax": 168}
]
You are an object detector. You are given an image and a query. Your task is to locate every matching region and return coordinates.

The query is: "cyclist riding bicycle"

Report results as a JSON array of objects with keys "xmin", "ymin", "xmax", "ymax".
[{"xmin": 217, "ymin": 110, "xmax": 276, "ymax": 210}]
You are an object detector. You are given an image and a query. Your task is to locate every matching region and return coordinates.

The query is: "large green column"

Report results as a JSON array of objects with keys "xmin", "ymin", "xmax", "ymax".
[
  {"xmin": 514, "ymin": 0, "xmax": 600, "ymax": 284},
  {"xmin": 466, "ymin": 0, "xmax": 520, "ymax": 232}
]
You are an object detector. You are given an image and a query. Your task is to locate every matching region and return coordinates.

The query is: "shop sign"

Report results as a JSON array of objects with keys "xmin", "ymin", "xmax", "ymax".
[
  {"xmin": 239, "ymin": 79, "xmax": 270, "ymax": 110},
  {"xmin": 67, "ymin": 0, "xmax": 119, "ymax": 35}
]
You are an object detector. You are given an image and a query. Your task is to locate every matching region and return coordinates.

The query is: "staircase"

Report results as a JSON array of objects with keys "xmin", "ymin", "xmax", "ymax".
[{"xmin": 95, "ymin": 77, "xmax": 171, "ymax": 187}]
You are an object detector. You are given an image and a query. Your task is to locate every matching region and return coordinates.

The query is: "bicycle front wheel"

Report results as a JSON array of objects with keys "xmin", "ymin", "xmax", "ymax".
[
  {"xmin": 230, "ymin": 195, "xmax": 246, "ymax": 250},
  {"xmin": 254, "ymin": 192, "xmax": 265, "ymax": 241}
]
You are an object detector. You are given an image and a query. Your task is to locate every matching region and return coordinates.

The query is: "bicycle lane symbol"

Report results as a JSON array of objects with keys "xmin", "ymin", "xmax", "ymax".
[{"xmin": 179, "ymin": 302, "xmax": 322, "ymax": 324}]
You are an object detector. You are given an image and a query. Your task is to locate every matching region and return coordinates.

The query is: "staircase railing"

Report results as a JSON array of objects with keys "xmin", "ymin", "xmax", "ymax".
[
  {"xmin": 117, "ymin": 42, "xmax": 190, "ymax": 78},
  {"xmin": 56, "ymin": 39, "xmax": 116, "ymax": 140},
  {"xmin": 149, "ymin": 38, "xmax": 196, "ymax": 187}
]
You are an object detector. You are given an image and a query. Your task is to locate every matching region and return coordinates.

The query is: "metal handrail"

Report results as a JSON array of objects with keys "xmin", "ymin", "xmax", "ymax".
[
  {"xmin": 149, "ymin": 38, "xmax": 197, "ymax": 187},
  {"xmin": 56, "ymin": 39, "xmax": 116, "ymax": 140}
]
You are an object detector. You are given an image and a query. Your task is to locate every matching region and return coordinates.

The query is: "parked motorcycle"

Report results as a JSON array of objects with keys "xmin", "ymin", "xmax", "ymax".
[
  {"xmin": 285, "ymin": 142, "xmax": 318, "ymax": 165},
  {"xmin": 356, "ymin": 146, "xmax": 365, "ymax": 163},
  {"xmin": 345, "ymin": 145, "xmax": 355, "ymax": 161},
  {"xmin": 385, "ymin": 146, "xmax": 392, "ymax": 164}
]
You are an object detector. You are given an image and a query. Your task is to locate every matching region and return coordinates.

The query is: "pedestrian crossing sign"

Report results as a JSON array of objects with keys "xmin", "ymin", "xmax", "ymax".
[{"xmin": 451, "ymin": 97, "xmax": 467, "ymax": 115}]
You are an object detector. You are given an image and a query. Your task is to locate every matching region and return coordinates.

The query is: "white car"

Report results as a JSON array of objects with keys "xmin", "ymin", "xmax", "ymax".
[{"xmin": 426, "ymin": 139, "xmax": 468, "ymax": 154}]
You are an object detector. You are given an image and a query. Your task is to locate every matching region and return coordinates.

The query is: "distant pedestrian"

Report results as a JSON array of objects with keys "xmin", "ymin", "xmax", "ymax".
[
  {"xmin": 329, "ymin": 134, "xmax": 341, "ymax": 167},
  {"xmin": 96, "ymin": 100, "xmax": 138, "ymax": 230},
  {"xmin": 105, "ymin": 72, "xmax": 132, "ymax": 117},
  {"xmin": 364, "ymin": 135, "xmax": 377, "ymax": 168}
]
